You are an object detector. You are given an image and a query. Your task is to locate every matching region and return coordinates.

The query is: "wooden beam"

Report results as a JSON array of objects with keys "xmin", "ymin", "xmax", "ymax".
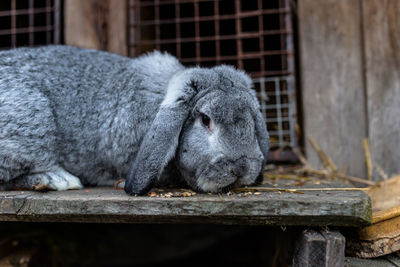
[
  {"xmin": 292, "ymin": 230, "xmax": 345, "ymax": 267},
  {"xmin": 298, "ymin": 0, "xmax": 367, "ymax": 179},
  {"xmin": 346, "ymin": 175, "xmax": 400, "ymax": 258},
  {"xmin": 0, "ymin": 185, "xmax": 371, "ymax": 226},
  {"xmin": 345, "ymin": 256, "xmax": 400, "ymax": 266},
  {"xmin": 107, "ymin": 0, "xmax": 128, "ymax": 56},
  {"xmin": 363, "ymin": 0, "xmax": 400, "ymax": 178},
  {"xmin": 65, "ymin": 0, "xmax": 127, "ymax": 55},
  {"xmin": 65, "ymin": 0, "xmax": 106, "ymax": 50},
  {"xmin": 347, "ymin": 216, "xmax": 400, "ymax": 258}
]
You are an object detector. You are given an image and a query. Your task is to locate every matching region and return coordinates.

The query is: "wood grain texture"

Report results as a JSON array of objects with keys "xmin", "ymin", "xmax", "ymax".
[
  {"xmin": 65, "ymin": 0, "xmax": 106, "ymax": 50},
  {"xmin": 293, "ymin": 230, "xmax": 345, "ymax": 267},
  {"xmin": 65, "ymin": 0, "xmax": 127, "ymax": 55},
  {"xmin": 298, "ymin": 0, "xmax": 367, "ymax": 178},
  {"xmin": 346, "ymin": 175, "xmax": 400, "ymax": 258},
  {"xmin": 0, "ymin": 186, "xmax": 371, "ymax": 226},
  {"xmin": 345, "ymin": 256, "xmax": 400, "ymax": 267},
  {"xmin": 363, "ymin": 0, "xmax": 400, "ymax": 178},
  {"xmin": 367, "ymin": 175, "xmax": 400, "ymax": 215},
  {"xmin": 107, "ymin": 0, "xmax": 128, "ymax": 56},
  {"xmin": 347, "ymin": 215, "xmax": 400, "ymax": 258}
]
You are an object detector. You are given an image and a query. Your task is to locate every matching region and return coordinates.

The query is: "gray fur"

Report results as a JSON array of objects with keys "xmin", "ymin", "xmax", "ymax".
[{"xmin": 0, "ymin": 45, "xmax": 269, "ymax": 195}]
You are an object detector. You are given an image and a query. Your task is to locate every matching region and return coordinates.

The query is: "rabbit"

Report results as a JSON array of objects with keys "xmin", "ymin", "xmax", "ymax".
[{"xmin": 0, "ymin": 45, "xmax": 269, "ymax": 195}]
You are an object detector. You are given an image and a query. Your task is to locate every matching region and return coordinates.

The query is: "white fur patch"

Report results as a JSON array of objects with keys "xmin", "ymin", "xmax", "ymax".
[
  {"xmin": 208, "ymin": 125, "xmax": 218, "ymax": 147},
  {"xmin": 196, "ymin": 177, "xmax": 220, "ymax": 193},
  {"xmin": 161, "ymin": 71, "xmax": 186, "ymax": 106},
  {"xmin": 30, "ymin": 168, "xmax": 83, "ymax": 191}
]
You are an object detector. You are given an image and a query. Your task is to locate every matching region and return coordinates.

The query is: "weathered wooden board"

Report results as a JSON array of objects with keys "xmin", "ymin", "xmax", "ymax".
[
  {"xmin": 368, "ymin": 175, "xmax": 400, "ymax": 214},
  {"xmin": 65, "ymin": 0, "xmax": 127, "ymax": 56},
  {"xmin": 346, "ymin": 176, "xmax": 400, "ymax": 258},
  {"xmin": 298, "ymin": 0, "xmax": 367, "ymax": 178},
  {"xmin": 363, "ymin": 0, "xmax": 400, "ymax": 178},
  {"xmin": 107, "ymin": 0, "xmax": 128, "ymax": 56},
  {"xmin": 345, "ymin": 256, "xmax": 400, "ymax": 267},
  {"xmin": 0, "ymin": 185, "xmax": 370, "ymax": 226},
  {"xmin": 292, "ymin": 230, "xmax": 345, "ymax": 267},
  {"xmin": 65, "ymin": 0, "xmax": 104, "ymax": 50},
  {"xmin": 348, "ymin": 215, "xmax": 400, "ymax": 258}
]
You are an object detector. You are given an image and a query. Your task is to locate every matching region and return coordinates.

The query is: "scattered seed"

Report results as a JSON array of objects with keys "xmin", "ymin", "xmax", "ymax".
[
  {"xmin": 114, "ymin": 179, "xmax": 125, "ymax": 190},
  {"xmin": 148, "ymin": 192, "xmax": 157, "ymax": 197}
]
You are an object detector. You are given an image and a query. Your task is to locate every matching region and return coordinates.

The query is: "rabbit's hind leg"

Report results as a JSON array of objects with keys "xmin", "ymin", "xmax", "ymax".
[
  {"xmin": 0, "ymin": 82, "xmax": 81, "ymax": 190},
  {"xmin": 0, "ymin": 154, "xmax": 31, "ymax": 183},
  {"xmin": 8, "ymin": 167, "xmax": 83, "ymax": 191}
]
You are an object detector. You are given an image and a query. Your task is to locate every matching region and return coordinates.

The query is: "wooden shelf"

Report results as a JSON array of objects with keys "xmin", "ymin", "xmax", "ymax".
[{"xmin": 0, "ymin": 183, "xmax": 371, "ymax": 226}]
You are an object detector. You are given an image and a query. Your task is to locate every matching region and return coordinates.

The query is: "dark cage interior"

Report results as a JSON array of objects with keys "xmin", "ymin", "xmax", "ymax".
[
  {"xmin": 0, "ymin": 0, "xmax": 61, "ymax": 49},
  {"xmin": 129, "ymin": 0, "xmax": 298, "ymax": 161}
]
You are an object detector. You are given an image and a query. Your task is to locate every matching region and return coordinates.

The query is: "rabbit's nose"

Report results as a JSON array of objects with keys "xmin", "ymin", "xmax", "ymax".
[{"xmin": 230, "ymin": 158, "xmax": 249, "ymax": 178}]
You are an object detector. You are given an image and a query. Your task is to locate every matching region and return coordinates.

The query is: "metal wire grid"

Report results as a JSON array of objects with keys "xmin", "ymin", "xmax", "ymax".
[
  {"xmin": 0, "ymin": 0, "xmax": 61, "ymax": 49},
  {"xmin": 128, "ymin": 0, "xmax": 297, "ymax": 154},
  {"xmin": 254, "ymin": 76, "xmax": 296, "ymax": 149}
]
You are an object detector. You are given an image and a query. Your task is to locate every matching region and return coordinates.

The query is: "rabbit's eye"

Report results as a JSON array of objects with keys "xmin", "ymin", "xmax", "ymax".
[{"xmin": 201, "ymin": 114, "xmax": 211, "ymax": 128}]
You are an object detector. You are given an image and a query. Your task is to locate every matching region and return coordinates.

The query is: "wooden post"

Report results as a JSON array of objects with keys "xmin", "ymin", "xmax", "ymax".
[
  {"xmin": 298, "ymin": 0, "xmax": 368, "ymax": 179},
  {"xmin": 362, "ymin": 0, "xmax": 400, "ymax": 178},
  {"xmin": 64, "ymin": 0, "xmax": 127, "ymax": 56},
  {"xmin": 292, "ymin": 230, "xmax": 345, "ymax": 267}
]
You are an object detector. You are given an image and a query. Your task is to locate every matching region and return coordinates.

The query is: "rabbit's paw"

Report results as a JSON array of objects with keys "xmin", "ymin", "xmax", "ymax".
[{"xmin": 28, "ymin": 168, "xmax": 83, "ymax": 191}]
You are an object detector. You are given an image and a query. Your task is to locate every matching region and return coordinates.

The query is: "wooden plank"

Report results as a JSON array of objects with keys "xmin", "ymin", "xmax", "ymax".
[
  {"xmin": 385, "ymin": 255, "xmax": 400, "ymax": 266},
  {"xmin": 322, "ymin": 231, "xmax": 346, "ymax": 267},
  {"xmin": 292, "ymin": 230, "xmax": 345, "ymax": 267},
  {"xmin": 0, "ymin": 184, "xmax": 371, "ymax": 226},
  {"xmin": 65, "ymin": 0, "xmax": 107, "ymax": 50},
  {"xmin": 368, "ymin": 175, "xmax": 400, "ymax": 215},
  {"xmin": 298, "ymin": 0, "xmax": 367, "ymax": 179},
  {"xmin": 65, "ymin": 0, "xmax": 127, "ymax": 55},
  {"xmin": 347, "ymin": 216, "xmax": 400, "ymax": 258},
  {"xmin": 363, "ymin": 0, "xmax": 400, "ymax": 178},
  {"xmin": 293, "ymin": 230, "xmax": 327, "ymax": 267},
  {"xmin": 346, "ymin": 176, "xmax": 400, "ymax": 258},
  {"xmin": 345, "ymin": 257, "xmax": 397, "ymax": 267},
  {"xmin": 107, "ymin": 0, "xmax": 128, "ymax": 56}
]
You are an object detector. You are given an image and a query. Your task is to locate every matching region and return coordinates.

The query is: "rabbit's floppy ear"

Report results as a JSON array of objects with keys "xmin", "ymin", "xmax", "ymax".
[
  {"xmin": 253, "ymin": 108, "xmax": 270, "ymax": 183},
  {"xmin": 124, "ymin": 70, "xmax": 201, "ymax": 195}
]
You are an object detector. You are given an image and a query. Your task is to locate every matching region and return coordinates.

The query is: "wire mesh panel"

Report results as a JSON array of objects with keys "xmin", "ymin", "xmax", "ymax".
[
  {"xmin": 129, "ymin": 0, "xmax": 297, "ymax": 160},
  {"xmin": 0, "ymin": 0, "xmax": 61, "ymax": 49}
]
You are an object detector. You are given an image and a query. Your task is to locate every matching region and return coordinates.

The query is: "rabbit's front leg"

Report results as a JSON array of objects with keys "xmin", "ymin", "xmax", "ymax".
[{"xmin": 7, "ymin": 168, "xmax": 83, "ymax": 191}]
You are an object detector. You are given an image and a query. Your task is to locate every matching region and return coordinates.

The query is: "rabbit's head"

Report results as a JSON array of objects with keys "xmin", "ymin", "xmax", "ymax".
[{"xmin": 125, "ymin": 65, "xmax": 269, "ymax": 195}]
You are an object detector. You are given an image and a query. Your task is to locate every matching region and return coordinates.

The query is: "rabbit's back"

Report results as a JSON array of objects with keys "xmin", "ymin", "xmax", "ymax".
[{"xmin": 0, "ymin": 46, "xmax": 184, "ymax": 185}]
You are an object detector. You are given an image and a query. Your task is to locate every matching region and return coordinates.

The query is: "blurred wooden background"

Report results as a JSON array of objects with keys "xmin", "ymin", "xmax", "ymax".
[
  {"xmin": 65, "ymin": 0, "xmax": 127, "ymax": 56},
  {"xmin": 299, "ymin": 0, "xmax": 400, "ymax": 180}
]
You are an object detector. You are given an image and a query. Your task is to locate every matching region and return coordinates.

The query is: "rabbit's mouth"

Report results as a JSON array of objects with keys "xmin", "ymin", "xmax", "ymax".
[
  {"xmin": 193, "ymin": 157, "xmax": 263, "ymax": 193},
  {"xmin": 195, "ymin": 167, "xmax": 237, "ymax": 193}
]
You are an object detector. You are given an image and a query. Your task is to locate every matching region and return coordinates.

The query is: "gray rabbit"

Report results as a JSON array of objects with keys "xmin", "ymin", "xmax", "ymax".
[{"xmin": 0, "ymin": 45, "xmax": 269, "ymax": 195}]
